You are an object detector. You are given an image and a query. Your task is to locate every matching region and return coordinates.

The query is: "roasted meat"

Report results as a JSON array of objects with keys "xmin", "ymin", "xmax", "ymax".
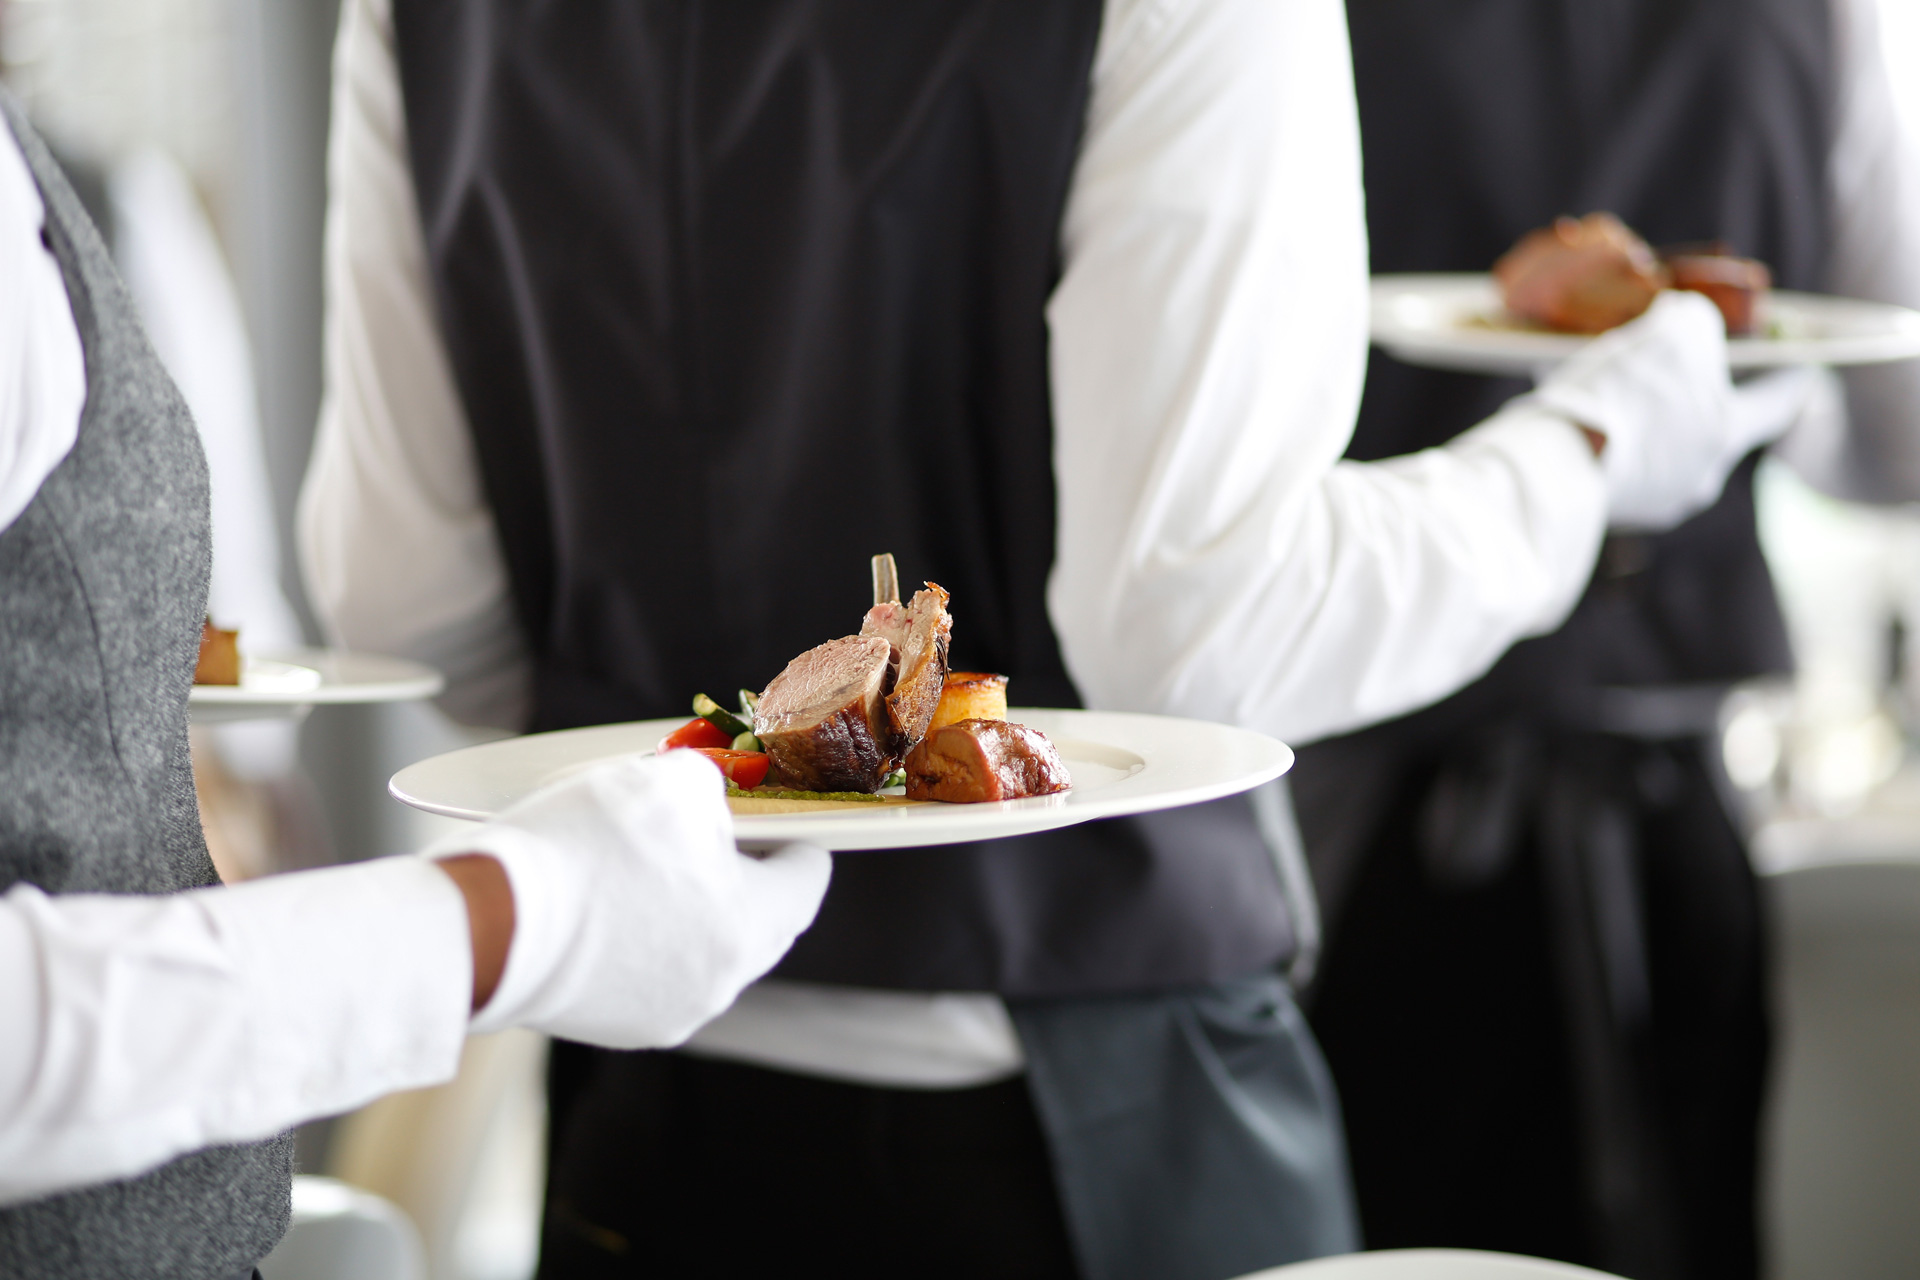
[
  {"xmin": 751, "ymin": 562, "xmax": 954, "ymax": 793},
  {"xmin": 1495, "ymin": 214, "xmax": 1772, "ymax": 337},
  {"xmin": 752, "ymin": 635, "xmax": 896, "ymax": 792},
  {"xmin": 1663, "ymin": 250, "xmax": 1771, "ymax": 336},
  {"xmin": 903, "ymin": 718, "xmax": 1070, "ymax": 803},
  {"xmin": 1495, "ymin": 212, "xmax": 1667, "ymax": 334},
  {"xmin": 860, "ymin": 582, "xmax": 952, "ymax": 758}
]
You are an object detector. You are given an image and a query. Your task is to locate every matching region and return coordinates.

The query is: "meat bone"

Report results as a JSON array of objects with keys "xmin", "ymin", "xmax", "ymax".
[{"xmin": 871, "ymin": 552, "xmax": 901, "ymax": 608}]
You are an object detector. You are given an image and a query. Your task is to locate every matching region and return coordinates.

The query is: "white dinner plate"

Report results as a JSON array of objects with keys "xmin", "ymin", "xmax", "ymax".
[
  {"xmin": 1371, "ymin": 273, "xmax": 1920, "ymax": 376},
  {"xmin": 189, "ymin": 647, "xmax": 444, "ymax": 723},
  {"xmin": 388, "ymin": 708, "xmax": 1294, "ymax": 851}
]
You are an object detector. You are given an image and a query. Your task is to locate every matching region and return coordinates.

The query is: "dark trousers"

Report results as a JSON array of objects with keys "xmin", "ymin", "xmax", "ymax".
[
  {"xmin": 537, "ymin": 1050, "xmax": 1079, "ymax": 1279},
  {"xmin": 1297, "ymin": 728, "xmax": 1768, "ymax": 1280}
]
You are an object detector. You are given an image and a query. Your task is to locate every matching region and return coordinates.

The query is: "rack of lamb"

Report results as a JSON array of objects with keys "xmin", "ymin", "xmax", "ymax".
[{"xmin": 751, "ymin": 556, "xmax": 951, "ymax": 793}]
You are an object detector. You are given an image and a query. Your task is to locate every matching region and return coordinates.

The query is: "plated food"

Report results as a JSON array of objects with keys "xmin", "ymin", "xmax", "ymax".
[
  {"xmin": 391, "ymin": 707, "xmax": 1292, "ymax": 849},
  {"xmin": 653, "ymin": 555, "xmax": 1069, "ymax": 806},
  {"xmin": 755, "ymin": 579, "xmax": 953, "ymax": 792},
  {"xmin": 1493, "ymin": 212, "xmax": 1770, "ymax": 336}
]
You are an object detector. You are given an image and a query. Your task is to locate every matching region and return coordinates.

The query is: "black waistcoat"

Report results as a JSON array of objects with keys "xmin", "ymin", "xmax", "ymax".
[
  {"xmin": 1342, "ymin": 0, "xmax": 1832, "ymax": 707},
  {"xmin": 392, "ymin": 0, "xmax": 1293, "ymax": 996}
]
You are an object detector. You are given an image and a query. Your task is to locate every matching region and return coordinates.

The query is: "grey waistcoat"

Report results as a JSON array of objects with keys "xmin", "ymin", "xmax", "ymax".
[{"xmin": 0, "ymin": 92, "xmax": 292, "ymax": 1279}]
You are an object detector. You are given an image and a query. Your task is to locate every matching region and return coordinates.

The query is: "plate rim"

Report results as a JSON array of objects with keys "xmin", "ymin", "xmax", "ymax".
[
  {"xmin": 388, "ymin": 708, "xmax": 1294, "ymax": 851},
  {"xmin": 1369, "ymin": 272, "xmax": 1920, "ymax": 372},
  {"xmin": 187, "ymin": 647, "xmax": 444, "ymax": 706}
]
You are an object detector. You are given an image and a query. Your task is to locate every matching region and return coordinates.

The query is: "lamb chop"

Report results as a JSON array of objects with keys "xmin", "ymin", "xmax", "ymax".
[
  {"xmin": 860, "ymin": 581, "xmax": 951, "ymax": 761},
  {"xmin": 903, "ymin": 719, "xmax": 1070, "ymax": 803},
  {"xmin": 752, "ymin": 634, "xmax": 897, "ymax": 792},
  {"xmin": 751, "ymin": 555, "xmax": 953, "ymax": 792}
]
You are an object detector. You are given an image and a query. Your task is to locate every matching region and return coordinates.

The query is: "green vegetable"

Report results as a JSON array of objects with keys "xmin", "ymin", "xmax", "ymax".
[
  {"xmin": 726, "ymin": 786, "xmax": 887, "ymax": 803},
  {"xmin": 732, "ymin": 731, "xmax": 762, "ymax": 752},
  {"xmin": 883, "ymin": 769, "xmax": 906, "ymax": 789},
  {"xmin": 738, "ymin": 688, "xmax": 760, "ymax": 716},
  {"xmin": 693, "ymin": 692, "xmax": 751, "ymax": 739}
]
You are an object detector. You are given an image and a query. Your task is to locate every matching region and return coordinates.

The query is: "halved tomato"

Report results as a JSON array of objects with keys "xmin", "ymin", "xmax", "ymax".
[
  {"xmin": 689, "ymin": 748, "xmax": 772, "ymax": 790},
  {"xmin": 658, "ymin": 717, "xmax": 733, "ymax": 753}
]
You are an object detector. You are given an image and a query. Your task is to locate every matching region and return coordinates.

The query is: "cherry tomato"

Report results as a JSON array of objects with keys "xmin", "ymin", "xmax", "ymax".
[
  {"xmin": 658, "ymin": 717, "xmax": 733, "ymax": 753},
  {"xmin": 690, "ymin": 748, "xmax": 772, "ymax": 790}
]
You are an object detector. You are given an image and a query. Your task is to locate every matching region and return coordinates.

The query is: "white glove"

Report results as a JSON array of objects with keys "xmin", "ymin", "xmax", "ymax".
[
  {"xmin": 1526, "ymin": 290, "xmax": 1809, "ymax": 531},
  {"xmin": 423, "ymin": 750, "xmax": 830, "ymax": 1048}
]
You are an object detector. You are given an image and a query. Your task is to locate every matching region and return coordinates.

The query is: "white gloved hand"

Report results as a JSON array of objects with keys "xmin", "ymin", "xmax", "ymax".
[
  {"xmin": 1526, "ymin": 290, "xmax": 1808, "ymax": 531},
  {"xmin": 423, "ymin": 750, "xmax": 830, "ymax": 1048}
]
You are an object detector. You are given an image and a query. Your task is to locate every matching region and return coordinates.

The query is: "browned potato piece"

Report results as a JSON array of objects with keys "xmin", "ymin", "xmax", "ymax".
[
  {"xmin": 195, "ymin": 618, "xmax": 241, "ymax": 686},
  {"xmin": 928, "ymin": 671, "xmax": 1008, "ymax": 733}
]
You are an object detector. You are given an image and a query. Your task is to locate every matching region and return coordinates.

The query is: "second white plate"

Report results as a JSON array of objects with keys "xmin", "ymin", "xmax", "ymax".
[
  {"xmin": 189, "ymin": 647, "xmax": 444, "ymax": 723},
  {"xmin": 1371, "ymin": 273, "xmax": 1920, "ymax": 376},
  {"xmin": 389, "ymin": 708, "xmax": 1293, "ymax": 851}
]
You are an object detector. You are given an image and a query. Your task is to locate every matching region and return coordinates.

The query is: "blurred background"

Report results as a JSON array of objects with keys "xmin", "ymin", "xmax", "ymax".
[{"xmin": 5, "ymin": 1, "xmax": 1920, "ymax": 1278}]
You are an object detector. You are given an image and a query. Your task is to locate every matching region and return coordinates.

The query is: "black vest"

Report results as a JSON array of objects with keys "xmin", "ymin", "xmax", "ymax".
[
  {"xmin": 392, "ymin": 0, "xmax": 1293, "ymax": 996},
  {"xmin": 0, "ymin": 93, "xmax": 291, "ymax": 1279},
  {"xmin": 1342, "ymin": 0, "xmax": 1832, "ymax": 707}
]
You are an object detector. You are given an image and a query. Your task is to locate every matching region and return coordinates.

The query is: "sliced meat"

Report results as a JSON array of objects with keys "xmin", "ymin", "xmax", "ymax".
[
  {"xmin": 753, "ymin": 635, "xmax": 896, "ymax": 792},
  {"xmin": 903, "ymin": 718, "xmax": 1070, "ymax": 803},
  {"xmin": 1495, "ymin": 212, "xmax": 1667, "ymax": 334},
  {"xmin": 860, "ymin": 582, "xmax": 952, "ymax": 759},
  {"xmin": 861, "ymin": 600, "xmax": 911, "ymax": 683}
]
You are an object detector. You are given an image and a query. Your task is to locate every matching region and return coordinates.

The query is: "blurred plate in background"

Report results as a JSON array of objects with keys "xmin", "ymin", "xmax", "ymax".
[
  {"xmin": 1371, "ymin": 273, "xmax": 1920, "ymax": 376},
  {"xmin": 189, "ymin": 648, "xmax": 443, "ymax": 723}
]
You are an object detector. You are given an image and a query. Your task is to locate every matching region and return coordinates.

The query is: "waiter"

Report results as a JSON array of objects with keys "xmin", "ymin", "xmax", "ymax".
[
  {"xmin": 0, "ymin": 88, "xmax": 828, "ymax": 1279},
  {"xmin": 1295, "ymin": 0, "xmax": 1920, "ymax": 1275},
  {"xmin": 301, "ymin": 0, "xmax": 1791, "ymax": 1275}
]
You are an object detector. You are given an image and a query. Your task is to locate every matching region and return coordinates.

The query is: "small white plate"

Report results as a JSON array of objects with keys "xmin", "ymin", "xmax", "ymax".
[
  {"xmin": 1371, "ymin": 273, "xmax": 1920, "ymax": 376},
  {"xmin": 388, "ymin": 708, "xmax": 1294, "ymax": 851},
  {"xmin": 189, "ymin": 647, "xmax": 444, "ymax": 723}
]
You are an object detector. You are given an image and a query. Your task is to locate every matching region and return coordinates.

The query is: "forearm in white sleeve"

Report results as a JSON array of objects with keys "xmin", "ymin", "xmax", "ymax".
[
  {"xmin": 0, "ymin": 857, "xmax": 471, "ymax": 1207},
  {"xmin": 1775, "ymin": 0, "xmax": 1920, "ymax": 504},
  {"xmin": 297, "ymin": 0, "xmax": 530, "ymax": 729},
  {"xmin": 1047, "ymin": 0, "xmax": 1606, "ymax": 747}
]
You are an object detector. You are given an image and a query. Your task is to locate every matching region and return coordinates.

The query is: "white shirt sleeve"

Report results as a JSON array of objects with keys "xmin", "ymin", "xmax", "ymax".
[
  {"xmin": 297, "ymin": 0, "xmax": 531, "ymax": 730},
  {"xmin": 308, "ymin": 0, "xmax": 1603, "ymax": 755},
  {"xmin": 1775, "ymin": 0, "xmax": 1920, "ymax": 503},
  {"xmin": 0, "ymin": 856, "xmax": 472, "ymax": 1207},
  {"xmin": 1046, "ymin": 0, "xmax": 1606, "ymax": 746}
]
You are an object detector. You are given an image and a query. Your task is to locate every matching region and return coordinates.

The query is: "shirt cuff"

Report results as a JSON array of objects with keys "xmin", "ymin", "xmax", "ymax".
[
  {"xmin": 1446, "ymin": 400, "xmax": 1609, "ymax": 636},
  {"xmin": 194, "ymin": 854, "xmax": 473, "ymax": 1135}
]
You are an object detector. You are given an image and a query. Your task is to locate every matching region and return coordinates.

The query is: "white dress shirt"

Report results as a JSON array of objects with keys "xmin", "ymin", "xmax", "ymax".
[
  {"xmin": 302, "ymin": 0, "xmax": 1606, "ymax": 746},
  {"xmin": 0, "ymin": 115, "xmax": 82, "ymax": 538},
  {"xmin": 302, "ymin": 0, "xmax": 1613, "ymax": 1088},
  {"xmin": 298, "ymin": 0, "xmax": 1920, "ymax": 1089}
]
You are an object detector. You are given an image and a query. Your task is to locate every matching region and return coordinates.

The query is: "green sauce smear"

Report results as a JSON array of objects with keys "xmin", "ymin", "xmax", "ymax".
[{"xmin": 728, "ymin": 786, "xmax": 888, "ymax": 803}]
